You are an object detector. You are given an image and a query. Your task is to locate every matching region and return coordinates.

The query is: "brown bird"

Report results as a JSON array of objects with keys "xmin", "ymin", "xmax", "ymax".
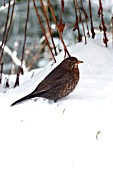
[{"xmin": 11, "ymin": 57, "xmax": 83, "ymax": 106}]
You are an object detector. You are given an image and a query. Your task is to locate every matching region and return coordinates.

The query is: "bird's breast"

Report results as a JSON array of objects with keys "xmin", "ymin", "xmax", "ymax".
[{"xmin": 60, "ymin": 69, "xmax": 79, "ymax": 98}]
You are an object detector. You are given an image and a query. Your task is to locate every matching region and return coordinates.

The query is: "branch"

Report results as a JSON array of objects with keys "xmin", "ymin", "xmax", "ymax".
[
  {"xmin": 80, "ymin": 0, "xmax": 90, "ymax": 37},
  {"xmin": 0, "ymin": 63, "xmax": 3, "ymax": 84},
  {"xmin": 112, "ymin": 16, "xmax": 113, "ymax": 47},
  {"xmin": 32, "ymin": 0, "xmax": 56, "ymax": 62},
  {"xmin": 98, "ymin": 0, "xmax": 108, "ymax": 47},
  {"xmin": 48, "ymin": 1, "xmax": 71, "ymax": 57},
  {"xmin": 73, "ymin": 0, "xmax": 82, "ymax": 42},
  {"xmin": 14, "ymin": 0, "xmax": 30, "ymax": 87},
  {"xmin": 89, "ymin": 0, "xmax": 96, "ymax": 39},
  {"xmin": 0, "ymin": 1, "xmax": 10, "ymax": 62},
  {"xmin": 21, "ymin": 0, "xmax": 30, "ymax": 65},
  {"xmin": 40, "ymin": 0, "xmax": 57, "ymax": 56},
  {"xmin": 3, "ymin": 0, "xmax": 6, "ymax": 6},
  {"xmin": 0, "ymin": 0, "xmax": 16, "ymax": 63},
  {"xmin": 75, "ymin": 0, "xmax": 87, "ymax": 44}
]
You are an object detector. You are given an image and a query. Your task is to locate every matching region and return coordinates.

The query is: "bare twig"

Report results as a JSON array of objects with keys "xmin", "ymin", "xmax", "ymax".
[
  {"xmin": 61, "ymin": 0, "xmax": 64, "ymax": 13},
  {"xmin": 75, "ymin": 0, "xmax": 87, "ymax": 44},
  {"xmin": 14, "ymin": 67, "xmax": 21, "ymax": 87},
  {"xmin": 59, "ymin": 0, "xmax": 65, "ymax": 35},
  {"xmin": 40, "ymin": 0, "xmax": 57, "ymax": 56},
  {"xmin": 80, "ymin": 0, "xmax": 90, "ymax": 37},
  {"xmin": 21, "ymin": 0, "xmax": 30, "ymax": 65},
  {"xmin": 98, "ymin": 0, "xmax": 108, "ymax": 47},
  {"xmin": 0, "ymin": 63, "xmax": 3, "ymax": 84},
  {"xmin": 0, "ymin": 1, "xmax": 10, "ymax": 62},
  {"xmin": 33, "ymin": 0, "xmax": 56, "ymax": 62},
  {"xmin": 0, "ymin": 1, "xmax": 11, "ymax": 84},
  {"xmin": 0, "ymin": 0, "xmax": 16, "ymax": 64},
  {"xmin": 14, "ymin": 0, "xmax": 30, "ymax": 87},
  {"xmin": 3, "ymin": 0, "xmax": 6, "ymax": 6},
  {"xmin": 4, "ymin": 0, "xmax": 15, "ymax": 46},
  {"xmin": 111, "ymin": 16, "xmax": 113, "ymax": 47},
  {"xmin": 48, "ymin": 1, "xmax": 71, "ymax": 57},
  {"xmin": 73, "ymin": 0, "xmax": 82, "ymax": 42},
  {"xmin": 89, "ymin": 0, "xmax": 95, "ymax": 39}
]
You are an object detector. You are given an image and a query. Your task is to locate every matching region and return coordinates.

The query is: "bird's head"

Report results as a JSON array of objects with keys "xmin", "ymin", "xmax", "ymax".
[{"xmin": 62, "ymin": 57, "xmax": 83, "ymax": 71}]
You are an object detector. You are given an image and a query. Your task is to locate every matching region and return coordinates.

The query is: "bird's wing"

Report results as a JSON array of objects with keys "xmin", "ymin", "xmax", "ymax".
[
  {"xmin": 32, "ymin": 67, "xmax": 67, "ymax": 94},
  {"xmin": 49, "ymin": 72, "xmax": 70, "ymax": 89},
  {"xmin": 44, "ymin": 64, "xmax": 67, "ymax": 82},
  {"xmin": 31, "ymin": 67, "xmax": 68, "ymax": 94}
]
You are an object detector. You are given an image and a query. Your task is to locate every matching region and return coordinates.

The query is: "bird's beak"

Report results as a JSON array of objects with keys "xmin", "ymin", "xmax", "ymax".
[{"xmin": 77, "ymin": 60, "xmax": 84, "ymax": 64}]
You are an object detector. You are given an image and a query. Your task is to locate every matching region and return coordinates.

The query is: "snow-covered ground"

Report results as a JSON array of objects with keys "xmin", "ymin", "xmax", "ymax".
[{"xmin": 0, "ymin": 38, "xmax": 113, "ymax": 170}]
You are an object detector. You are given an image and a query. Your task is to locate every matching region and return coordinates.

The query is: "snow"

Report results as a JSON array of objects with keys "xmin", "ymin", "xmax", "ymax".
[{"xmin": 0, "ymin": 38, "xmax": 113, "ymax": 170}]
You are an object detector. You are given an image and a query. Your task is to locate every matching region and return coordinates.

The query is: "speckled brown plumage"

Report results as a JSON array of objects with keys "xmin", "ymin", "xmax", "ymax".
[{"xmin": 11, "ymin": 57, "xmax": 83, "ymax": 106}]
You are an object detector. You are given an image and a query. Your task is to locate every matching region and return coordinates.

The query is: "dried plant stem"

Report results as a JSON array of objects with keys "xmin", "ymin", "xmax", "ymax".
[
  {"xmin": 61, "ymin": 0, "xmax": 64, "ymax": 13},
  {"xmin": 80, "ymin": 0, "xmax": 90, "ymax": 37},
  {"xmin": 0, "ymin": 0, "xmax": 15, "ymax": 62},
  {"xmin": 0, "ymin": 63, "xmax": 3, "ymax": 84},
  {"xmin": 48, "ymin": 1, "xmax": 71, "ymax": 57},
  {"xmin": 33, "ymin": 0, "xmax": 56, "ymax": 62},
  {"xmin": 112, "ymin": 16, "xmax": 113, "ymax": 47},
  {"xmin": 3, "ymin": 0, "xmax": 6, "ymax": 6},
  {"xmin": 89, "ymin": 0, "xmax": 95, "ymax": 39},
  {"xmin": 73, "ymin": 0, "xmax": 82, "ymax": 42},
  {"xmin": 75, "ymin": 0, "xmax": 87, "ymax": 44},
  {"xmin": 21, "ymin": 0, "xmax": 30, "ymax": 64},
  {"xmin": 14, "ymin": 69, "xmax": 20, "ymax": 87},
  {"xmin": 4, "ymin": 0, "xmax": 15, "ymax": 46},
  {"xmin": 59, "ymin": 0, "xmax": 65, "ymax": 31},
  {"xmin": 40, "ymin": 0, "xmax": 57, "ymax": 56},
  {"xmin": 0, "ymin": 1, "xmax": 10, "ymax": 63},
  {"xmin": 0, "ymin": 0, "xmax": 15, "ymax": 84},
  {"xmin": 98, "ymin": 0, "xmax": 108, "ymax": 47},
  {"xmin": 14, "ymin": 0, "xmax": 30, "ymax": 87}
]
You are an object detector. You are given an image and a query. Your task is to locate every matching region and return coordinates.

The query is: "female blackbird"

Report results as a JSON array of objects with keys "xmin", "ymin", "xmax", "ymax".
[{"xmin": 11, "ymin": 57, "xmax": 83, "ymax": 106}]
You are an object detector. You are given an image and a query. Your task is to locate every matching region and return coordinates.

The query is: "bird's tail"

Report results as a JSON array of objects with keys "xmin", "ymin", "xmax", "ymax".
[
  {"xmin": 10, "ymin": 92, "xmax": 42, "ymax": 106},
  {"xmin": 11, "ymin": 95, "xmax": 30, "ymax": 106},
  {"xmin": 10, "ymin": 89, "xmax": 46, "ymax": 107},
  {"xmin": 11, "ymin": 94, "xmax": 32, "ymax": 107}
]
